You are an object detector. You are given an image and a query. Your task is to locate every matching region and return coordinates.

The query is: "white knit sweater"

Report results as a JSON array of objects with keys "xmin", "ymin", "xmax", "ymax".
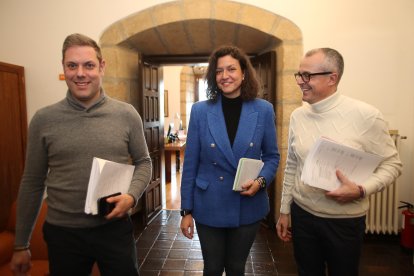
[{"xmin": 280, "ymin": 92, "xmax": 402, "ymax": 218}]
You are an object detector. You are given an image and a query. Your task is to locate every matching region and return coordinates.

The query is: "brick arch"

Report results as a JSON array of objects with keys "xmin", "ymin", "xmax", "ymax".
[{"xmin": 100, "ymin": 0, "xmax": 303, "ymax": 219}]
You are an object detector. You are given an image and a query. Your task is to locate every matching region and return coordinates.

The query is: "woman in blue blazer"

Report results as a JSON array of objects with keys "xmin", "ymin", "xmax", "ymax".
[{"xmin": 180, "ymin": 45, "xmax": 280, "ymax": 275}]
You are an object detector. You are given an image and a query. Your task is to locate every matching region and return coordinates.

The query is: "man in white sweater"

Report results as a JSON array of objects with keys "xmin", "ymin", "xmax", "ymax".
[{"xmin": 276, "ymin": 48, "xmax": 402, "ymax": 276}]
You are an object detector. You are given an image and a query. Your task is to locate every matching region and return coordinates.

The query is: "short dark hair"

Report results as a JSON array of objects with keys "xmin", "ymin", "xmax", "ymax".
[
  {"xmin": 306, "ymin": 48, "xmax": 344, "ymax": 82},
  {"xmin": 205, "ymin": 45, "xmax": 260, "ymax": 101},
  {"xmin": 62, "ymin": 33, "xmax": 102, "ymax": 63}
]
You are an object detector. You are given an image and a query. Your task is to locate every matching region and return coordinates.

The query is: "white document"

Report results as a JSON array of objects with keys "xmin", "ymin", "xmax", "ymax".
[
  {"xmin": 233, "ymin": 158, "xmax": 264, "ymax": 191},
  {"xmin": 301, "ymin": 137, "xmax": 383, "ymax": 191},
  {"xmin": 84, "ymin": 157, "xmax": 135, "ymax": 215}
]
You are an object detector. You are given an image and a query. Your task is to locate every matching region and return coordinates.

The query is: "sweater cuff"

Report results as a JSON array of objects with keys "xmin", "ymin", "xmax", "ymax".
[
  {"xmin": 280, "ymin": 203, "xmax": 291, "ymax": 214},
  {"xmin": 127, "ymin": 193, "xmax": 137, "ymax": 208},
  {"xmin": 14, "ymin": 245, "xmax": 30, "ymax": 251},
  {"xmin": 363, "ymin": 179, "xmax": 381, "ymax": 197}
]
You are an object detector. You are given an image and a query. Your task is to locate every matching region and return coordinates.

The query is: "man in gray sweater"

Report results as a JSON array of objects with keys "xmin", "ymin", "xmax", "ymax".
[{"xmin": 10, "ymin": 33, "xmax": 152, "ymax": 275}]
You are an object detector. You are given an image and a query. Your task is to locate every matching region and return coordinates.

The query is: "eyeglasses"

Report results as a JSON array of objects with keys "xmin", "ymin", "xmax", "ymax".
[{"xmin": 294, "ymin": 72, "xmax": 332, "ymax": 83}]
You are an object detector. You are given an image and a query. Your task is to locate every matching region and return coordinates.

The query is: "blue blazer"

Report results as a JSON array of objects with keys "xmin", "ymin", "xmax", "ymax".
[{"xmin": 181, "ymin": 95, "xmax": 280, "ymax": 227}]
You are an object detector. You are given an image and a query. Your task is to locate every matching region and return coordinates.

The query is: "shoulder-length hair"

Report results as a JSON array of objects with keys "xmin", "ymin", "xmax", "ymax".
[{"xmin": 205, "ymin": 45, "xmax": 260, "ymax": 101}]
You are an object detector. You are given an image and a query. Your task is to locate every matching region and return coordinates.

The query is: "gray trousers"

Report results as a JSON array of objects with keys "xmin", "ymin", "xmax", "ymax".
[{"xmin": 195, "ymin": 221, "xmax": 260, "ymax": 276}]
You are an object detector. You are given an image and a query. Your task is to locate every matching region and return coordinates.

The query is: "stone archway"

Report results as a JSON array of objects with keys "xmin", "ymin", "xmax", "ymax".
[{"xmin": 99, "ymin": 0, "xmax": 303, "ymax": 219}]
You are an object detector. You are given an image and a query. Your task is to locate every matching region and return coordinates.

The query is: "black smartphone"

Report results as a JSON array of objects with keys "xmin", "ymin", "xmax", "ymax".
[{"xmin": 97, "ymin": 192, "xmax": 121, "ymax": 216}]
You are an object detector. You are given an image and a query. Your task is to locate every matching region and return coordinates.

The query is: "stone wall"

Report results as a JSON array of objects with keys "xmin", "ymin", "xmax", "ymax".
[{"xmin": 99, "ymin": 0, "xmax": 304, "ymax": 220}]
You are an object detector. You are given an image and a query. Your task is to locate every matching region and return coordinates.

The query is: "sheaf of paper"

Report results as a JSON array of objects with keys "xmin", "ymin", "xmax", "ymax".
[
  {"xmin": 301, "ymin": 137, "xmax": 383, "ymax": 191},
  {"xmin": 233, "ymin": 158, "xmax": 264, "ymax": 191},
  {"xmin": 84, "ymin": 157, "xmax": 135, "ymax": 215}
]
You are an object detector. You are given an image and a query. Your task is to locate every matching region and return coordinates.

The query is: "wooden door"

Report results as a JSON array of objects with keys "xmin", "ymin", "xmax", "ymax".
[
  {"xmin": 137, "ymin": 59, "xmax": 163, "ymax": 224},
  {"xmin": 0, "ymin": 62, "xmax": 27, "ymax": 230},
  {"xmin": 251, "ymin": 52, "xmax": 277, "ymax": 228},
  {"xmin": 252, "ymin": 51, "xmax": 276, "ymax": 108}
]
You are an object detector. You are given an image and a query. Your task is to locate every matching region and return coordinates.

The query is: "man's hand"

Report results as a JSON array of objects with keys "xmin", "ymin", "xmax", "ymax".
[
  {"xmin": 180, "ymin": 215, "xmax": 194, "ymax": 239},
  {"xmin": 105, "ymin": 193, "xmax": 135, "ymax": 219},
  {"xmin": 276, "ymin": 213, "xmax": 292, "ymax": 242},
  {"xmin": 10, "ymin": 249, "xmax": 32, "ymax": 275},
  {"xmin": 326, "ymin": 170, "xmax": 361, "ymax": 203}
]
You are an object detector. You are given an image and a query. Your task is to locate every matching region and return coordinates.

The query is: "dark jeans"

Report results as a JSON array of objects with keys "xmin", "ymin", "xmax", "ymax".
[
  {"xmin": 291, "ymin": 201, "xmax": 365, "ymax": 276},
  {"xmin": 43, "ymin": 217, "xmax": 139, "ymax": 276},
  {"xmin": 195, "ymin": 221, "xmax": 260, "ymax": 276}
]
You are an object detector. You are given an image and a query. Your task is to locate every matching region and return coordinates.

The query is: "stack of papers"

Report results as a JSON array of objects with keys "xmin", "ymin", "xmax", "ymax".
[
  {"xmin": 233, "ymin": 158, "xmax": 264, "ymax": 191},
  {"xmin": 84, "ymin": 157, "xmax": 135, "ymax": 215},
  {"xmin": 301, "ymin": 137, "xmax": 383, "ymax": 191}
]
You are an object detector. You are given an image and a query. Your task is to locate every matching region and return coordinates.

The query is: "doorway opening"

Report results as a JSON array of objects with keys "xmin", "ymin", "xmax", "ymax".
[
  {"xmin": 99, "ymin": 0, "xmax": 304, "ymax": 224},
  {"xmin": 162, "ymin": 63, "xmax": 208, "ymax": 210}
]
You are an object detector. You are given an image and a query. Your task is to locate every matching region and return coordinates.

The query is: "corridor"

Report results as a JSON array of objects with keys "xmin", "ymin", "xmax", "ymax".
[{"xmin": 131, "ymin": 162, "xmax": 414, "ymax": 275}]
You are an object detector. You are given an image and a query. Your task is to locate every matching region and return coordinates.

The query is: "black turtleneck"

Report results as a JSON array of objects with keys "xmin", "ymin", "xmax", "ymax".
[{"xmin": 222, "ymin": 96, "xmax": 243, "ymax": 146}]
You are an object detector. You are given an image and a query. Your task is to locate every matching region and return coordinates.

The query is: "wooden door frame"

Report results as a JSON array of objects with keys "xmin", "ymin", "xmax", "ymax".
[
  {"xmin": 137, "ymin": 58, "xmax": 164, "ymax": 225},
  {"xmin": 251, "ymin": 51, "xmax": 277, "ymax": 228},
  {"xmin": 0, "ymin": 61, "xmax": 27, "ymax": 230}
]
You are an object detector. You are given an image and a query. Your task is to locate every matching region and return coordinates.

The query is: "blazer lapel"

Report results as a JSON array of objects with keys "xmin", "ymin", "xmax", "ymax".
[
  {"xmin": 232, "ymin": 101, "xmax": 258, "ymax": 161},
  {"xmin": 207, "ymin": 97, "xmax": 237, "ymax": 168}
]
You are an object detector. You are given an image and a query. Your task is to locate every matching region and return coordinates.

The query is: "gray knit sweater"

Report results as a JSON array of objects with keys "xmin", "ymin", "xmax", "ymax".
[{"xmin": 15, "ymin": 91, "xmax": 152, "ymax": 247}]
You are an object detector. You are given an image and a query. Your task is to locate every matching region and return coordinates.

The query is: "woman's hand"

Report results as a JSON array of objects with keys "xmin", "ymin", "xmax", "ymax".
[
  {"xmin": 180, "ymin": 214, "xmax": 194, "ymax": 239},
  {"xmin": 240, "ymin": 179, "xmax": 261, "ymax": 197}
]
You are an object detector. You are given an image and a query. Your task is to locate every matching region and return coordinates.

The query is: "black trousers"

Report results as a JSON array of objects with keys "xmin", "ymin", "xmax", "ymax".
[
  {"xmin": 43, "ymin": 217, "xmax": 139, "ymax": 276},
  {"xmin": 291, "ymin": 201, "xmax": 365, "ymax": 276},
  {"xmin": 195, "ymin": 221, "xmax": 260, "ymax": 276}
]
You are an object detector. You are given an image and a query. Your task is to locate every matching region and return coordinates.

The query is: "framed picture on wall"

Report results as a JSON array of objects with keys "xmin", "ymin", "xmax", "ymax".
[{"xmin": 164, "ymin": 90, "xmax": 168, "ymax": 117}]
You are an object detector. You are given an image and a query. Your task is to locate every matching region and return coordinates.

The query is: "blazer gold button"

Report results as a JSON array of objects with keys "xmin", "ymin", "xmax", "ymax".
[
  {"xmin": 211, "ymin": 143, "xmax": 215, "ymax": 148},
  {"xmin": 219, "ymin": 176, "xmax": 224, "ymax": 180},
  {"xmin": 250, "ymin": 142, "xmax": 254, "ymax": 147}
]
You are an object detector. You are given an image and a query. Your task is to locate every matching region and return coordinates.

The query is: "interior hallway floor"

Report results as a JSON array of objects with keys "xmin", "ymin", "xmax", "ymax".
[{"xmin": 131, "ymin": 155, "xmax": 414, "ymax": 275}]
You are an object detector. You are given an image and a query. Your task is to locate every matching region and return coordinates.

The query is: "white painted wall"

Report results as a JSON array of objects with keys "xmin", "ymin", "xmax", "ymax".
[{"xmin": 1, "ymin": 0, "xmax": 413, "ymax": 204}]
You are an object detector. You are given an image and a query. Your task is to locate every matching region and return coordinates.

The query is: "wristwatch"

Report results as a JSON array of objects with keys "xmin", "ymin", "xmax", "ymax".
[
  {"xmin": 180, "ymin": 209, "xmax": 192, "ymax": 216},
  {"xmin": 256, "ymin": 176, "xmax": 266, "ymax": 189}
]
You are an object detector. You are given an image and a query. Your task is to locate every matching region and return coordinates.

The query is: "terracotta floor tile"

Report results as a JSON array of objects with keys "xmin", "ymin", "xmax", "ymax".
[
  {"xmin": 184, "ymin": 259, "xmax": 204, "ymax": 271},
  {"xmin": 162, "ymin": 259, "xmax": 187, "ymax": 270},
  {"xmin": 168, "ymin": 249, "xmax": 189, "ymax": 259}
]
